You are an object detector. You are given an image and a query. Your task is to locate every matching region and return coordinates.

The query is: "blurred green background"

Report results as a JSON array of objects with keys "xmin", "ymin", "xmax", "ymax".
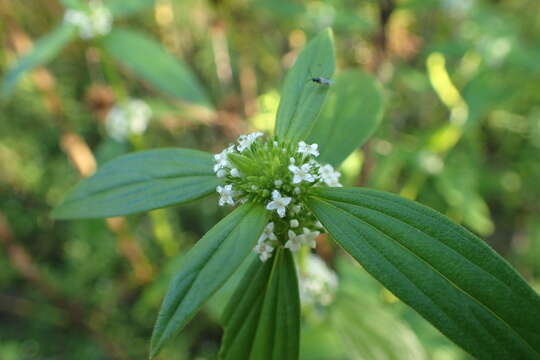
[{"xmin": 1, "ymin": 0, "xmax": 539, "ymax": 359}]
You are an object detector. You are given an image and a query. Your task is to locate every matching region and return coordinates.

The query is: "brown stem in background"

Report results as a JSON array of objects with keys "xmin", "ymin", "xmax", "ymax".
[{"xmin": 358, "ymin": 0, "xmax": 396, "ymax": 187}]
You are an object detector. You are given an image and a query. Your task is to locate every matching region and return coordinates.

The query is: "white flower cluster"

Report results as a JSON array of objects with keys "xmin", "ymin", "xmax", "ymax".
[
  {"xmin": 105, "ymin": 99, "xmax": 152, "ymax": 142},
  {"xmin": 63, "ymin": 1, "xmax": 112, "ymax": 39},
  {"xmin": 212, "ymin": 132, "xmax": 343, "ymax": 262},
  {"xmin": 299, "ymin": 254, "xmax": 338, "ymax": 307}
]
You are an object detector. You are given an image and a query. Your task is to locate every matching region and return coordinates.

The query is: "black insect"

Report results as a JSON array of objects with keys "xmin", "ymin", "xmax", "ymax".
[{"xmin": 310, "ymin": 77, "xmax": 332, "ymax": 85}]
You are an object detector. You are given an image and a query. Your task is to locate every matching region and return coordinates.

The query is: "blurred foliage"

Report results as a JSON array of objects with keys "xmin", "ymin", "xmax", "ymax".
[{"xmin": 1, "ymin": 0, "xmax": 539, "ymax": 359}]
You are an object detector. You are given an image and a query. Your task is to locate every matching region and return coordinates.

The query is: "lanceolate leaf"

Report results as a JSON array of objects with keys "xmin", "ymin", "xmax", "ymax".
[
  {"xmin": 102, "ymin": 28, "xmax": 212, "ymax": 108},
  {"xmin": 307, "ymin": 187, "xmax": 540, "ymax": 360},
  {"xmin": 150, "ymin": 204, "xmax": 268, "ymax": 358},
  {"xmin": 106, "ymin": 0, "xmax": 155, "ymax": 17},
  {"xmin": 275, "ymin": 29, "xmax": 335, "ymax": 143},
  {"xmin": 52, "ymin": 149, "xmax": 220, "ymax": 219},
  {"xmin": 1, "ymin": 25, "xmax": 76, "ymax": 99},
  {"xmin": 220, "ymin": 249, "xmax": 300, "ymax": 360},
  {"xmin": 307, "ymin": 69, "xmax": 384, "ymax": 167}
]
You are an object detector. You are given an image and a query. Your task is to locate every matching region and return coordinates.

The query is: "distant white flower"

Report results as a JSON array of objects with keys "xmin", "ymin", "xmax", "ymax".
[
  {"xmin": 285, "ymin": 230, "xmax": 302, "ymax": 252},
  {"xmin": 291, "ymin": 204, "xmax": 302, "ymax": 214},
  {"xmin": 216, "ymin": 184, "xmax": 235, "ymax": 206},
  {"xmin": 290, "ymin": 219, "xmax": 299, "ymax": 228},
  {"xmin": 298, "ymin": 141, "xmax": 319, "ymax": 157},
  {"xmin": 288, "ymin": 163, "xmax": 316, "ymax": 184},
  {"xmin": 266, "ymin": 190, "xmax": 291, "ymax": 218},
  {"xmin": 315, "ymin": 221, "xmax": 323, "ymax": 229},
  {"xmin": 299, "ymin": 254, "xmax": 338, "ymax": 307},
  {"xmin": 237, "ymin": 132, "xmax": 263, "ymax": 152},
  {"xmin": 318, "ymin": 164, "xmax": 342, "ymax": 187},
  {"xmin": 105, "ymin": 99, "xmax": 152, "ymax": 142},
  {"xmin": 64, "ymin": 0, "xmax": 112, "ymax": 39},
  {"xmin": 301, "ymin": 227, "xmax": 320, "ymax": 248},
  {"xmin": 274, "ymin": 180, "xmax": 283, "ymax": 187}
]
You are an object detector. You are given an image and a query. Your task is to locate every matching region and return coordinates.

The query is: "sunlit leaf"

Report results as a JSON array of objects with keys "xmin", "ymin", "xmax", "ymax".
[
  {"xmin": 307, "ymin": 69, "xmax": 384, "ymax": 167},
  {"xmin": 102, "ymin": 28, "xmax": 212, "ymax": 108},
  {"xmin": 220, "ymin": 248, "xmax": 300, "ymax": 360},
  {"xmin": 307, "ymin": 187, "xmax": 540, "ymax": 359},
  {"xmin": 150, "ymin": 203, "xmax": 268, "ymax": 358},
  {"xmin": 52, "ymin": 149, "xmax": 220, "ymax": 219},
  {"xmin": 275, "ymin": 29, "xmax": 335, "ymax": 143},
  {"xmin": 1, "ymin": 25, "xmax": 76, "ymax": 99}
]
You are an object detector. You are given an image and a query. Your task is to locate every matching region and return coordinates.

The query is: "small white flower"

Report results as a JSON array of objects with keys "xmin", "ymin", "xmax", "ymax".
[
  {"xmin": 266, "ymin": 190, "xmax": 291, "ymax": 218},
  {"xmin": 318, "ymin": 164, "xmax": 342, "ymax": 187},
  {"xmin": 294, "ymin": 187, "xmax": 301, "ymax": 194},
  {"xmin": 216, "ymin": 169, "xmax": 227, "ymax": 178},
  {"xmin": 250, "ymin": 185, "xmax": 258, "ymax": 191},
  {"xmin": 315, "ymin": 221, "xmax": 323, "ymax": 228},
  {"xmin": 237, "ymin": 132, "xmax": 263, "ymax": 152},
  {"xmin": 216, "ymin": 184, "xmax": 235, "ymax": 206},
  {"xmin": 298, "ymin": 141, "xmax": 319, "ymax": 157},
  {"xmin": 301, "ymin": 227, "xmax": 320, "ymax": 248},
  {"xmin": 290, "ymin": 219, "xmax": 299, "ymax": 228},
  {"xmin": 285, "ymin": 230, "xmax": 302, "ymax": 252},
  {"xmin": 288, "ymin": 163, "xmax": 316, "ymax": 184},
  {"xmin": 291, "ymin": 204, "xmax": 302, "ymax": 214},
  {"xmin": 274, "ymin": 180, "xmax": 283, "ymax": 187},
  {"xmin": 259, "ymin": 222, "xmax": 278, "ymax": 242},
  {"xmin": 289, "ymin": 157, "xmax": 296, "ymax": 164},
  {"xmin": 213, "ymin": 145, "xmax": 234, "ymax": 172},
  {"xmin": 254, "ymin": 242, "xmax": 274, "ymax": 262},
  {"xmin": 230, "ymin": 168, "xmax": 241, "ymax": 177}
]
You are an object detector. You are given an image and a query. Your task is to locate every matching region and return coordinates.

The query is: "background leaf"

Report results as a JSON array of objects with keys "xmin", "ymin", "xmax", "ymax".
[
  {"xmin": 52, "ymin": 148, "xmax": 220, "ymax": 219},
  {"xmin": 307, "ymin": 187, "xmax": 540, "ymax": 360},
  {"xmin": 1, "ymin": 25, "xmax": 75, "ymax": 99},
  {"xmin": 306, "ymin": 69, "xmax": 384, "ymax": 167},
  {"xmin": 102, "ymin": 28, "xmax": 212, "ymax": 108},
  {"xmin": 274, "ymin": 29, "xmax": 335, "ymax": 143},
  {"xmin": 220, "ymin": 249, "xmax": 300, "ymax": 360},
  {"xmin": 150, "ymin": 203, "xmax": 268, "ymax": 358},
  {"xmin": 106, "ymin": 0, "xmax": 155, "ymax": 17}
]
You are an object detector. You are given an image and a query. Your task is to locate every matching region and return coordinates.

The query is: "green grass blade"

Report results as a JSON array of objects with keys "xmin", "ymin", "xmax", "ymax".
[{"xmin": 1, "ymin": 25, "xmax": 75, "ymax": 99}]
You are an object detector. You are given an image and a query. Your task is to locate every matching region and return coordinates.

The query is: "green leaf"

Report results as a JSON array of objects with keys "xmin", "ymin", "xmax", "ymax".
[
  {"xmin": 220, "ymin": 249, "xmax": 300, "ymax": 360},
  {"xmin": 1, "ymin": 25, "xmax": 76, "ymax": 99},
  {"xmin": 52, "ymin": 149, "xmax": 220, "ymax": 219},
  {"xmin": 60, "ymin": 0, "xmax": 86, "ymax": 10},
  {"xmin": 306, "ymin": 69, "xmax": 384, "ymax": 167},
  {"xmin": 275, "ymin": 29, "xmax": 335, "ymax": 143},
  {"xmin": 150, "ymin": 203, "xmax": 269, "ymax": 359},
  {"xmin": 307, "ymin": 187, "xmax": 540, "ymax": 360},
  {"xmin": 102, "ymin": 28, "xmax": 212, "ymax": 108},
  {"xmin": 106, "ymin": 0, "xmax": 155, "ymax": 17}
]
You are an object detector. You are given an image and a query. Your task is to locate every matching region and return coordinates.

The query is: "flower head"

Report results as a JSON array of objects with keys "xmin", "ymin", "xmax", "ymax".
[
  {"xmin": 212, "ymin": 133, "xmax": 342, "ymax": 261},
  {"xmin": 64, "ymin": 0, "xmax": 112, "ymax": 39}
]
